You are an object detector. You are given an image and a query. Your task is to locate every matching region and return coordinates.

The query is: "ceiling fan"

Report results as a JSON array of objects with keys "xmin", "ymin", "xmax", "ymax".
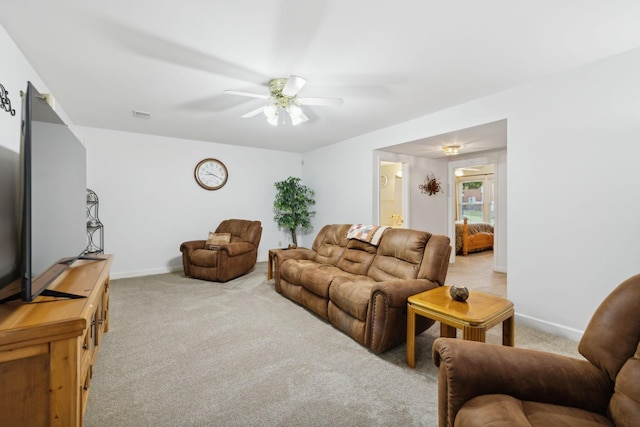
[{"xmin": 224, "ymin": 75, "xmax": 343, "ymax": 126}]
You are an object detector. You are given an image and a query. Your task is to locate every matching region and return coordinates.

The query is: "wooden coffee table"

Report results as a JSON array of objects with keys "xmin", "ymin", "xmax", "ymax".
[{"xmin": 406, "ymin": 286, "xmax": 514, "ymax": 368}]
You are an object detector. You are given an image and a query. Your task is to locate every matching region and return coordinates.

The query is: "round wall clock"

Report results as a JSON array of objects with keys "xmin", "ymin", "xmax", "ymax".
[
  {"xmin": 194, "ymin": 158, "xmax": 228, "ymax": 190},
  {"xmin": 380, "ymin": 174, "xmax": 388, "ymax": 188}
]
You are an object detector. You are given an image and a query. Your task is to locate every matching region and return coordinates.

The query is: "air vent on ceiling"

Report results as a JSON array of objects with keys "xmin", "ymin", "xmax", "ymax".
[{"xmin": 132, "ymin": 110, "xmax": 151, "ymax": 119}]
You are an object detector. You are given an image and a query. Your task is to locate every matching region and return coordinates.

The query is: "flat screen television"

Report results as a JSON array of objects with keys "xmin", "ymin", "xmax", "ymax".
[{"xmin": 0, "ymin": 82, "xmax": 90, "ymax": 303}]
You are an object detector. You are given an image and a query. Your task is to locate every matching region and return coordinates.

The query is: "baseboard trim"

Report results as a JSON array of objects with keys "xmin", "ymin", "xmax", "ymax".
[
  {"xmin": 515, "ymin": 312, "xmax": 584, "ymax": 342},
  {"xmin": 110, "ymin": 260, "xmax": 271, "ymax": 280},
  {"xmin": 111, "ymin": 265, "xmax": 183, "ymax": 280}
]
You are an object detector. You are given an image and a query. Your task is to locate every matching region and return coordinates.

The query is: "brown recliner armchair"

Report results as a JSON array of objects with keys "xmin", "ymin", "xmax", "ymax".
[
  {"xmin": 180, "ymin": 219, "xmax": 262, "ymax": 282},
  {"xmin": 433, "ymin": 273, "xmax": 640, "ymax": 427}
]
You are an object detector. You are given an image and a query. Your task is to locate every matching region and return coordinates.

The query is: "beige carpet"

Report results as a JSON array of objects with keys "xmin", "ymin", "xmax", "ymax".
[{"xmin": 84, "ymin": 258, "xmax": 581, "ymax": 427}]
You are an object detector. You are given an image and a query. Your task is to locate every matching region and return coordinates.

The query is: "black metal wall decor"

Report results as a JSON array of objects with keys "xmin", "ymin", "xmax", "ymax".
[{"xmin": 0, "ymin": 84, "xmax": 16, "ymax": 116}]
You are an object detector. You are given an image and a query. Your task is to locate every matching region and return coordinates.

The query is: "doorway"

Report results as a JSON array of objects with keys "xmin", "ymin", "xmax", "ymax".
[
  {"xmin": 379, "ymin": 161, "xmax": 405, "ymax": 227},
  {"xmin": 375, "ymin": 119, "xmax": 507, "ymax": 275}
]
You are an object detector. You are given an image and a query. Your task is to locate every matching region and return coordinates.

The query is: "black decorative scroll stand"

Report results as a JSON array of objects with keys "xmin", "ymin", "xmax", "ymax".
[{"xmin": 1, "ymin": 83, "xmax": 16, "ymax": 116}]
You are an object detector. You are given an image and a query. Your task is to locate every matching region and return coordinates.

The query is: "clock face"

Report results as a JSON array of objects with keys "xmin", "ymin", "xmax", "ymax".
[{"xmin": 195, "ymin": 158, "xmax": 228, "ymax": 190}]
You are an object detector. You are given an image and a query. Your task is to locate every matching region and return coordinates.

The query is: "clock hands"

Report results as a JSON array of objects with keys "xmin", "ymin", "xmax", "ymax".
[{"xmin": 204, "ymin": 171, "xmax": 223, "ymax": 179}]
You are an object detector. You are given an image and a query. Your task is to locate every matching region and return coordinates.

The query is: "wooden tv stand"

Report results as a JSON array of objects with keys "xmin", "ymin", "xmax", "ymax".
[{"xmin": 0, "ymin": 254, "xmax": 113, "ymax": 427}]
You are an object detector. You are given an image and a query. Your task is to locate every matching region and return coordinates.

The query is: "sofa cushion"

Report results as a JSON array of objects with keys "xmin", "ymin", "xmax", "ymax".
[
  {"xmin": 206, "ymin": 232, "xmax": 231, "ymax": 247},
  {"xmin": 190, "ymin": 249, "xmax": 218, "ymax": 267},
  {"xmin": 456, "ymin": 394, "xmax": 614, "ymax": 426},
  {"xmin": 368, "ymin": 229, "xmax": 429, "ymax": 281},
  {"xmin": 216, "ymin": 219, "xmax": 261, "ymax": 245},
  {"xmin": 280, "ymin": 259, "xmax": 317, "ymax": 284},
  {"xmin": 336, "ymin": 239, "xmax": 377, "ymax": 276},
  {"xmin": 610, "ymin": 355, "xmax": 640, "ymax": 426},
  {"xmin": 329, "ymin": 278, "xmax": 376, "ymax": 321},
  {"xmin": 311, "ymin": 224, "xmax": 351, "ymax": 265},
  {"xmin": 300, "ymin": 264, "xmax": 350, "ymax": 298}
]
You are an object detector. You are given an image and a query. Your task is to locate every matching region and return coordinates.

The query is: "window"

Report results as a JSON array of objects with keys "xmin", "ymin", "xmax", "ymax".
[{"xmin": 458, "ymin": 176, "xmax": 494, "ymax": 225}]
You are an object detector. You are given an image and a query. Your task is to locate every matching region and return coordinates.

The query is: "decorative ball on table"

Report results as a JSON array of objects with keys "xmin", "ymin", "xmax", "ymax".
[{"xmin": 449, "ymin": 285, "xmax": 469, "ymax": 302}]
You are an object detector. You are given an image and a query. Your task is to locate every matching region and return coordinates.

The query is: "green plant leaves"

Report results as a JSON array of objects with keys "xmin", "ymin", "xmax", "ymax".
[{"xmin": 273, "ymin": 177, "xmax": 316, "ymax": 245}]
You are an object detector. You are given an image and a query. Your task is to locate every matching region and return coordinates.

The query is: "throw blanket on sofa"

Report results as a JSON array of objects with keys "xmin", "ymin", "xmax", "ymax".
[{"xmin": 346, "ymin": 224, "xmax": 390, "ymax": 246}]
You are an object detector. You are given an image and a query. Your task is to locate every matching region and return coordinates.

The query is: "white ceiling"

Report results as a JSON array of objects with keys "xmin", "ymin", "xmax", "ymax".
[
  {"xmin": 3, "ymin": 1, "xmax": 640, "ymax": 154},
  {"xmin": 381, "ymin": 119, "xmax": 508, "ymax": 159}
]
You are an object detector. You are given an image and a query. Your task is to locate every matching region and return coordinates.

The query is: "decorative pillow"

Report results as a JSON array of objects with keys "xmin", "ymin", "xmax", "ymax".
[{"xmin": 205, "ymin": 232, "xmax": 231, "ymax": 249}]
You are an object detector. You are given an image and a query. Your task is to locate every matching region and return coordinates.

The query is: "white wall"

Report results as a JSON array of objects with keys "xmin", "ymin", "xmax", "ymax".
[
  {"xmin": 304, "ymin": 48, "xmax": 640, "ymax": 340},
  {"xmin": 80, "ymin": 126, "xmax": 302, "ymax": 277},
  {"xmin": 409, "ymin": 156, "xmax": 449, "ymax": 234},
  {"xmin": 0, "ymin": 25, "xmax": 50, "ymax": 153},
  {"xmin": 0, "ymin": 27, "xmax": 80, "ymax": 150}
]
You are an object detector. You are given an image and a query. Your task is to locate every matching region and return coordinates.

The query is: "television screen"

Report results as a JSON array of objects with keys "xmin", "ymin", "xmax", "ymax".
[{"xmin": 1, "ymin": 82, "xmax": 88, "ymax": 303}]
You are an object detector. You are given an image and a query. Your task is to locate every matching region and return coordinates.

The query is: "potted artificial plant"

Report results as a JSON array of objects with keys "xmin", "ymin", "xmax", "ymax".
[{"xmin": 273, "ymin": 176, "xmax": 316, "ymax": 248}]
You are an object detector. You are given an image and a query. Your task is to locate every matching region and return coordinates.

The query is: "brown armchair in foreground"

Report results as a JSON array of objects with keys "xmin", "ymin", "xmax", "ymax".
[
  {"xmin": 180, "ymin": 219, "xmax": 262, "ymax": 282},
  {"xmin": 433, "ymin": 274, "xmax": 640, "ymax": 427}
]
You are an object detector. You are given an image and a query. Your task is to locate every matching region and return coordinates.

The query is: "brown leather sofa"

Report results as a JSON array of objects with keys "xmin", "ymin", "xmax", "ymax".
[
  {"xmin": 180, "ymin": 219, "xmax": 262, "ymax": 282},
  {"xmin": 432, "ymin": 273, "xmax": 640, "ymax": 427},
  {"xmin": 274, "ymin": 224, "xmax": 451, "ymax": 353}
]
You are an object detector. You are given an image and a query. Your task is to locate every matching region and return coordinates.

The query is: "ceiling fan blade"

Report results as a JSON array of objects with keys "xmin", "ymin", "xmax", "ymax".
[
  {"xmin": 224, "ymin": 90, "xmax": 269, "ymax": 100},
  {"xmin": 290, "ymin": 110, "xmax": 309, "ymax": 126},
  {"xmin": 241, "ymin": 106, "xmax": 265, "ymax": 118},
  {"xmin": 298, "ymin": 97, "xmax": 344, "ymax": 107},
  {"xmin": 282, "ymin": 75, "xmax": 306, "ymax": 97}
]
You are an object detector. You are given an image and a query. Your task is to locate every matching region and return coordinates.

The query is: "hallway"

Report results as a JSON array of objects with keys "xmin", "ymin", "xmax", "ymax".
[{"xmin": 445, "ymin": 250, "xmax": 506, "ymax": 297}]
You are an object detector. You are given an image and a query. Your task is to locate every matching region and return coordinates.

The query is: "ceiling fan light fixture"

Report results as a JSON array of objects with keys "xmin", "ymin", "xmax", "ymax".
[
  {"xmin": 264, "ymin": 105, "xmax": 279, "ymax": 126},
  {"xmin": 264, "ymin": 104, "xmax": 278, "ymax": 118},
  {"xmin": 287, "ymin": 104, "xmax": 302, "ymax": 119},
  {"xmin": 225, "ymin": 75, "xmax": 343, "ymax": 126},
  {"xmin": 266, "ymin": 114, "xmax": 279, "ymax": 126},
  {"xmin": 442, "ymin": 145, "xmax": 461, "ymax": 156}
]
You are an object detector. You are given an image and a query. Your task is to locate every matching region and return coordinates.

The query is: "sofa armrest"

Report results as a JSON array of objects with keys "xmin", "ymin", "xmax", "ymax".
[
  {"xmin": 274, "ymin": 247, "xmax": 315, "ymax": 263},
  {"xmin": 432, "ymin": 338, "xmax": 613, "ymax": 427},
  {"xmin": 179, "ymin": 240, "xmax": 206, "ymax": 277},
  {"xmin": 272, "ymin": 247, "xmax": 314, "ymax": 291},
  {"xmin": 215, "ymin": 241, "xmax": 255, "ymax": 257},
  {"xmin": 180, "ymin": 240, "xmax": 206, "ymax": 254},
  {"xmin": 367, "ymin": 280, "xmax": 440, "ymax": 353},
  {"xmin": 371, "ymin": 279, "xmax": 440, "ymax": 307}
]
